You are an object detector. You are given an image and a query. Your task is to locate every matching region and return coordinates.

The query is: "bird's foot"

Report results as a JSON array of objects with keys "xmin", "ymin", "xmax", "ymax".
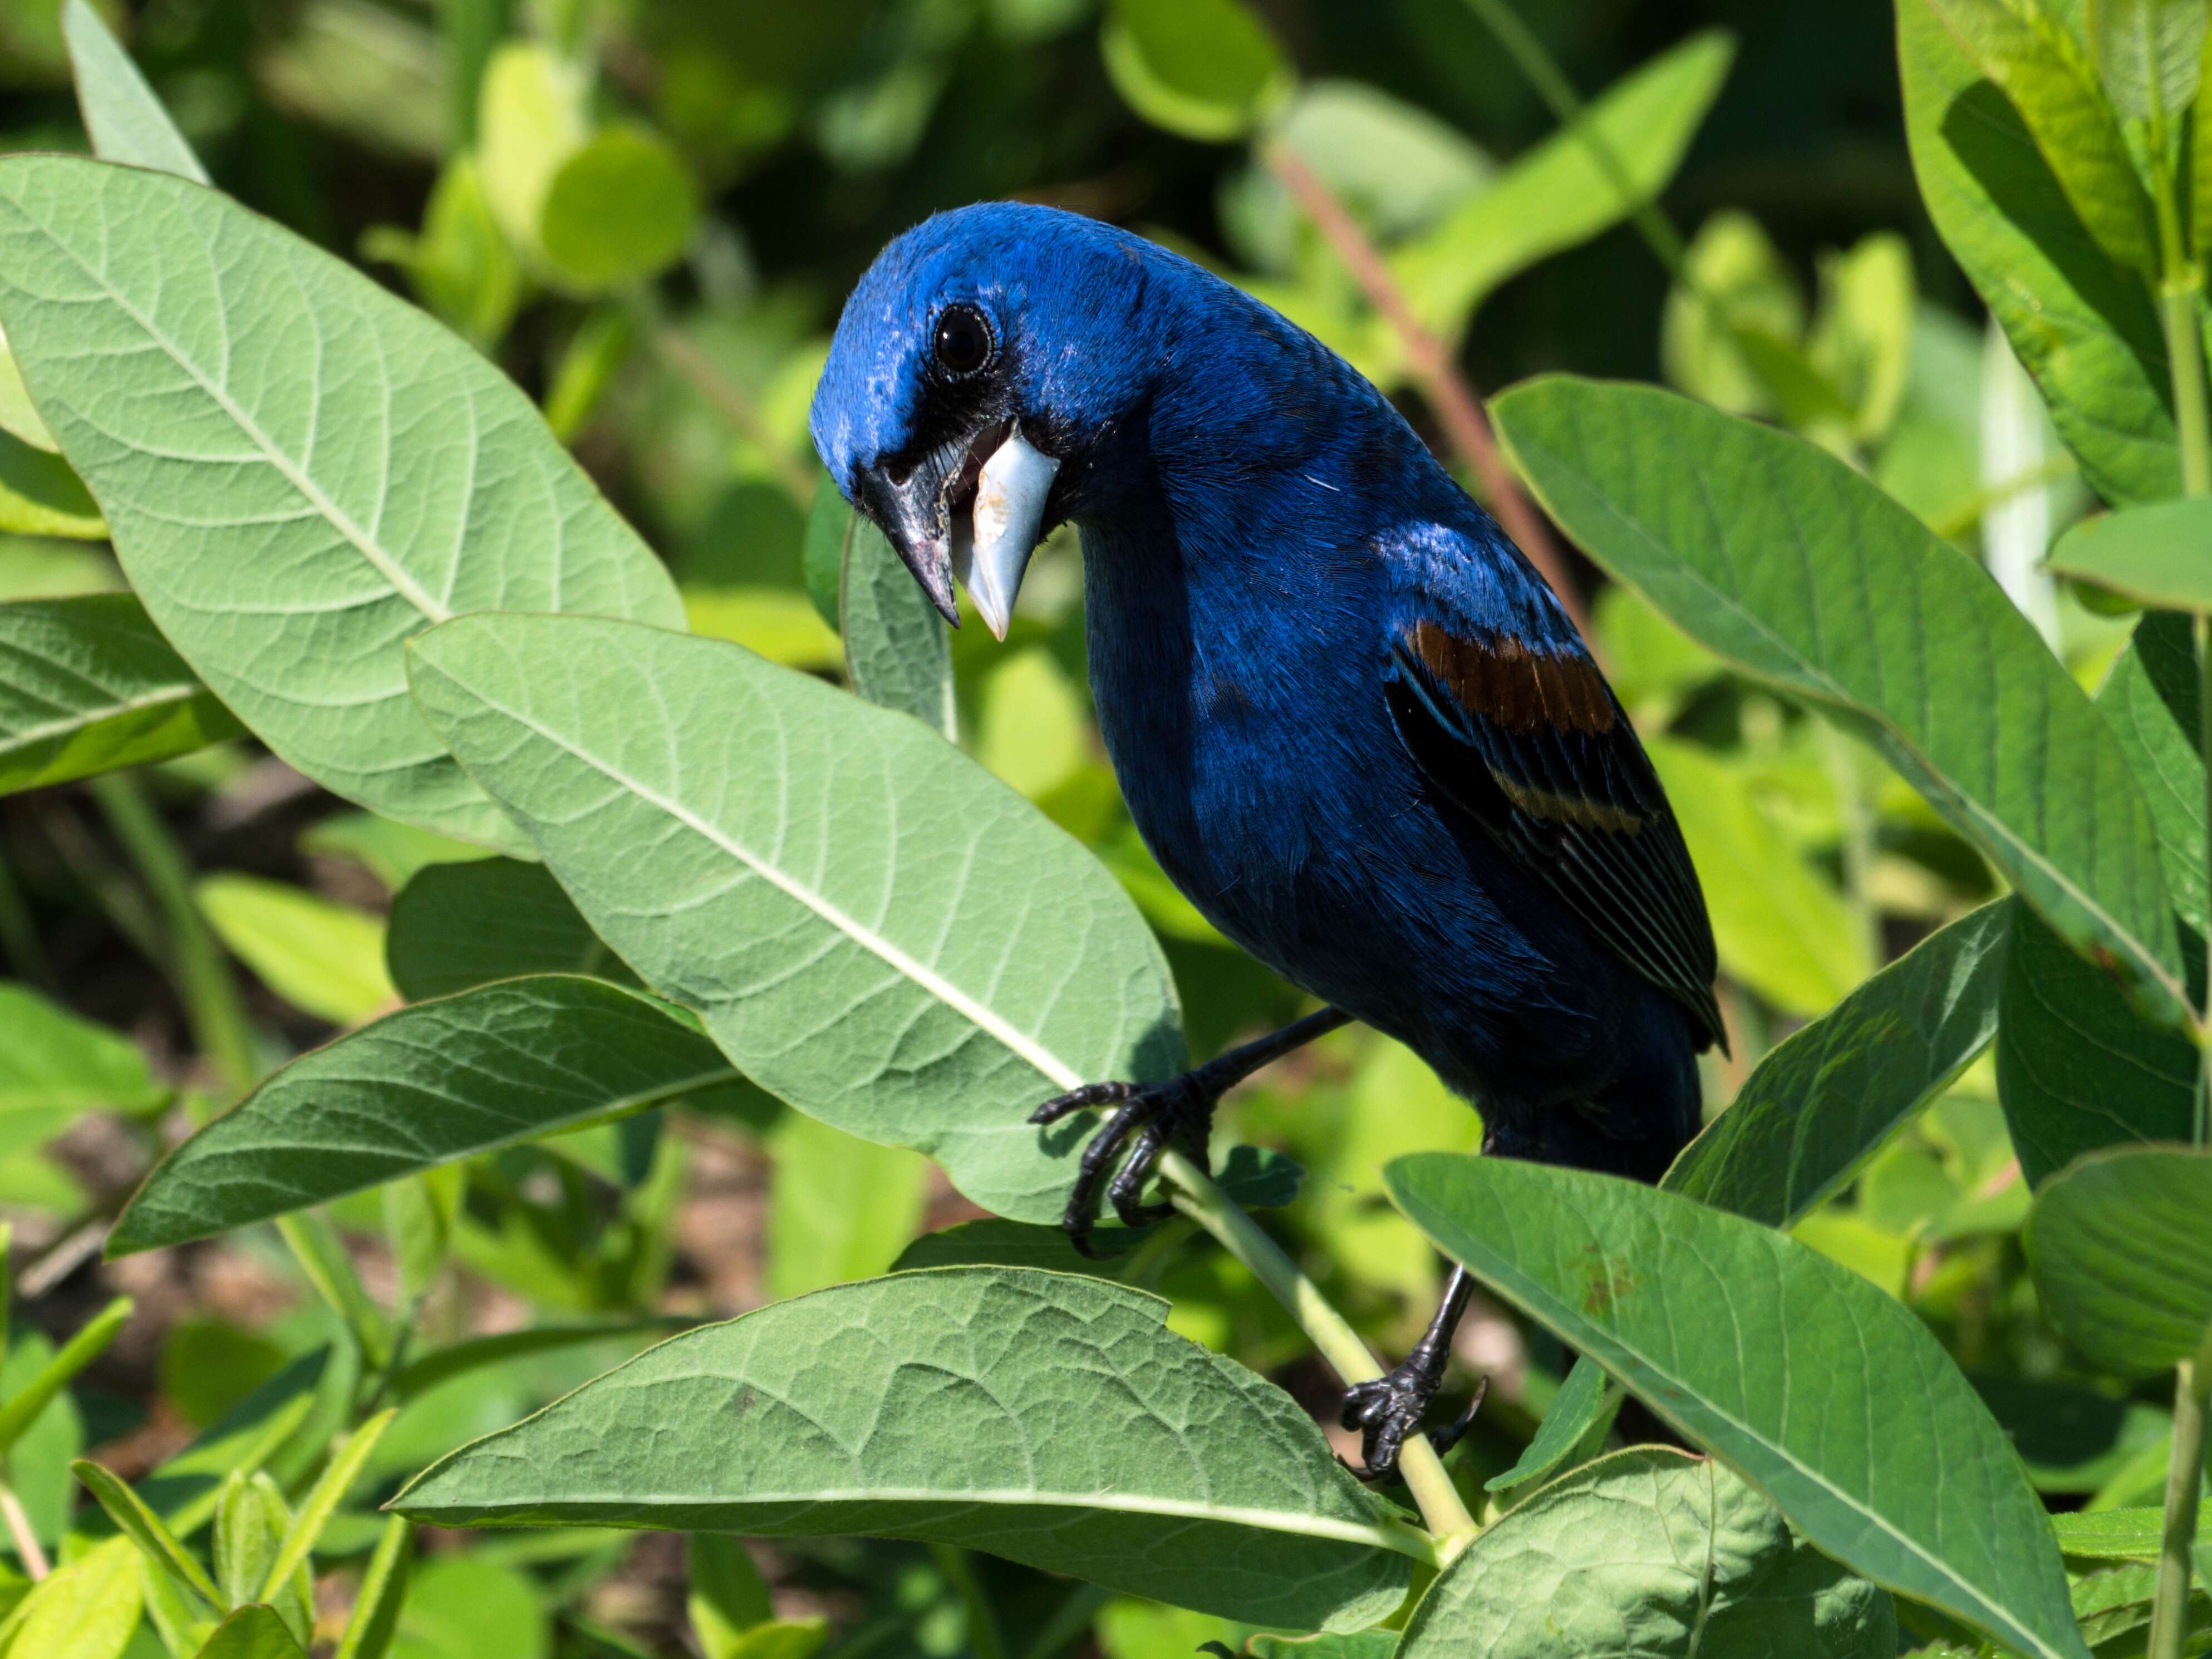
[
  {"xmin": 1029, "ymin": 1066, "xmax": 1224, "ymax": 1258},
  {"xmin": 1340, "ymin": 1353, "xmax": 1487, "ymax": 1484}
]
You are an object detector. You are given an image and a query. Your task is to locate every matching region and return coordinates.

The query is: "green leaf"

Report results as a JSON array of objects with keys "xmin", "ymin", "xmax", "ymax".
[
  {"xmin": 392, "ymin": 1320, "xmax": 689, "ymax": 1403},
  {"xmin": 1401, "ymin": 1446, "xmax": 1896, "ymax": 1656},
  {"xmin": 1392, "ymin": 32, "xmax": 1733, "ymax": 344},
  {"xmin": 1242, "ymin": 1636, "xmax": 1395, "ymax": 1659},
  {"xmin": 196, "ymin": 874, "xmax": 394, "ymax": 1025},
  {"xmin": 2101, "ymin": 614, "xmax": 2205, "ymax": 932},
  {"xmin": 1898, "ymin": 0, "xmax": 2176, "ymax": 503},
  {"xmin": 136, "ymin": 1349, "xmax": 327, "ymax": 1535},
  {"xmin": 478, "ymin": 42, "xmax": 589, "ymax": 260},
  {"xmin": 0, "ymin": 1295, "xmax": 128, "ymax": 1454},
  {"xmin": 0, "ymin": 982, "xmax": 163, "ymax": 1159},
  {"xmin": 1808, "ymin": 232, "xmax": 1917, "ymax": 444},
  {"xmin": 74, "ymin": 1456, "xmax": 225, "ymax": 1613},
  {"xmin": 109, "ymin": 977, "xmax": 742, "ymax": 1254},
  {"xmin": 332, "ymin": 1517, "xmax": 411, "ymax": 1659},
  {"xmin": 406, "ymin": 613, "xmax": 1184, "ymax": 1224},
  {"xmin": 1667, "ymin": 900, "xmax": 2009, "ymax": 1225},
  {"xmin": 1661, "ymin": 210, "xmax": 1807, "ymax": 419},
  {"xmin": 1384, "ymin": 1154, "xmax": 2090, "ymax": 1659},
  {"xmin": 1099, "ymin": 0, "xmax": 1292, "ymax": 142},
  {"xmin": 0, "ymin": 1535, "xmax": 140, "ymax": 1659},
  {"xmin": 799, "ymin": 481, "xmax": 844, "ymax": 632},
  {"xmin": 1491, "ymin": 375, "xmax": 2184, "ymax": 1023},
  {"xmin": 1995, "ymin": 898, "xmax": 2197, "ymax": 1187},
  {"xmin": 1646, "ymin": 736, "xmax": 1869, "ymax": 1016},
  {"xmin": 2092, "ymin": 0, "xmax": 2207, "ymax": 121},
  {"xmin": 386, "ymin": 1556, "xmax": 548, "ymax": 1659},
  {"xmin": 1482, "ymin": 1353, "xmax": 1618, "ymax": 1494},
  {"xmin": 2025, "ymin": 1144, "xmax": 2212, "ymax": 1374},
  {"xmin": 299, "ymin": 811, "xmax": 483, "ymax": 895},
  {"xmin": 0, "ymin": 595, "xmax": 243, "ymax": 795},
  {"xmin": 394, "ymin": 1268, "xmax": 1412, "ymax": 1632},
  {"xmin": 765, "ymin": 1111, "xmax": 928, "ymax": 1299},
  {"xmin": 542, "ymin": 306, "xmax": 635, "ymax": 444},
  {"xmin": 362, "ymin": 158, "xmax": 522, "ymax": 353},
  {"xmin": 0, "ymin": 429, "xmax": 104, "ymax": 540},
  {"xmin": 195, "ymin": 1606, "xmax": 310, "ymax": 1659},
  {"xmin": 687, "ymin": 1534, "xmax": 771, "ymax": 1659},
  {"xmin": 260, "ymin": 1410, "xmax": 394, "ymax": 1602},
  {"xmin": 0, "ymin": 324, "xmax": 56, "ymax": 454},
  {"xmin": 385, "ymin": 858, "xmax": 627, "ymax": 1002},
  {"xmin": 274, "ymin": 1211, "xmax": 392, "ymax": 1367},
  {"xmin": 1924, "ymin": 0, "xmax": 2160, "ymax": 273},
  {"xmin": 2052, "ymin": 1506, "xmax": 2212, "ymax": 1560},
  {"xmin": 538, "ymin": 127, "xmax": 699, "ymax": 293},
  {"xmin": 839, "ymin": 504, "xmax": 954, "ymax": 739},
  {"xmin": 1970, "ymin": 1374, "xmax": 2172, "ymax": 1494},
  {"xmin": 0, "ymin": 155, "xmax": 686, "ymax": 852},
  {"xmin": 215, "ymin": 1471, "xmax": 282, "ymax": 1611},
  {"xmin": 2049, "ymin": 501, "xmax": 2212, "ymax": 611},
  {"xmin": 61, "ymin": 0, "xmax": 208, "ymax": 184}
]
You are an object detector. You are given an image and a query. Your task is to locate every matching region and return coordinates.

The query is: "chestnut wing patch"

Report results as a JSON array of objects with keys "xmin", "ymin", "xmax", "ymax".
[{"xmin": 1387, "ymin": 621, "xmax": 1726, "ymax": 1050}]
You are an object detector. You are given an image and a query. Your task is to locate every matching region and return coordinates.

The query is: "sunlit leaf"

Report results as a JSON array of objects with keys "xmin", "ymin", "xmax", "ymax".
[
  {"xmin": 476, "ymin": 41, "xmax": 587, "ymax": 258},
  {"xmin": 61, "ymin": 0, "xmax": 209, "ymax": 184},
  {"xmin": 0, "ymin": 430, "xmax": 103, "ymax": 540},
  {"xmin": 538, "ymin": 127, "xmax": 699, "ymax": 293},
  {"xmin": 361, "ymin": 158, "xmax": 522, "ymax": 352},
  {"xmin": 407, "ymin": 613, "xmax": 1184, "ymax": 1224},
  {"xmin": 1808, "ymin": 232, "xmax": 1916, "ymax": 443},
  {"xmin": 1660, "ymin": 210, "xmax": 1806, "ymax": 419},
  {"xmin": 1099, "ymin": 0, "xmax": 1292, "ymax": 142},
  {"xmin": 197, "ymin": 874, "xmax": 394, "ymax": 1025},
  {"xmin": 1386, "ymin": 1154, "xmax": 2090, "ymax": 1659},
  {"xmin": 395, "ymin": 1269, "xmax": 1412, "ymax": 1632},
  {"xmin": 0, "ymin": 1535, "xmax": 139, "ymax": 1659},
  {"xmin": 2051, "ymin": 1506, "xmax": 2212, "ymax": 1560},
  {"xmin": 0, "ymin": 981, "xmax": 163, "ymax": 1159},
  {"xmin": 2091, "ymin": 0, "xmax": 2206, "ymax": 122},
  {"xmin": 2048, "ymin": 500, "xmax": 2212, "ymax": 612},
  {"xmin": 298, "ymin": 811, "xmax": 481, "ymax": 894},
  {"xmin": 2024, "ymin": 1144, "xmax": 2212, "ymax": 1374},
  {"xmin": 386, "ymin": 1556, "xmax": 548, "ymax": 1659},
  {"xmin": 0, "ymin": 155, "xmax": 686, "ymax": 851},
  {"xmin": 331, "ymin": 1517, "xmax": 411, "ymax": 1659},
  {"xmin": 765, "ymin": 1110, "xmax": 928, "ymax": 1299},
  {"xmin": 196, "ymin": 1605, "xmax": 310, "ymax": 1659}
]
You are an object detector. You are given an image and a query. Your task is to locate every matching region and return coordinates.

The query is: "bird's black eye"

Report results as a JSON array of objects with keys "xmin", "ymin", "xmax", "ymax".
[{"xmin": 933, "ymin": 304, "xmax": 993, "ymax": 377}]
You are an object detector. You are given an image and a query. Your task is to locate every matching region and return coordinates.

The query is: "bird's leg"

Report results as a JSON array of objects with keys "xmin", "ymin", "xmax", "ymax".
[
  {"xmin": 1341, "ymin": 1264, "xmax": 1485, "ymax": 1483},
  {"xmin": 1031, "ymin": 1006, "xmax": 1352, "ymax": 1256}
]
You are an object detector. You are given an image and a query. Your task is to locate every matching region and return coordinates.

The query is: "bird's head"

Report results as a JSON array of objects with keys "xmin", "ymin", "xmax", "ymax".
[{"xmin": 809, "ymin": 202, "xmax": 1175, "ymax": 638}]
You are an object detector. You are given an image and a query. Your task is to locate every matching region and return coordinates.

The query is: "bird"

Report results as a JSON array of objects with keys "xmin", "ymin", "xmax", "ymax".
[{"xmin": 808, "ymin": 201, "xmax": 1722, "ymax": 1482}]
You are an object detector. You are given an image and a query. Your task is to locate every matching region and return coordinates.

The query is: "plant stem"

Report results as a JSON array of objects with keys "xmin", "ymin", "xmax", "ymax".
[
  {"xmin": 1259, "ymin": 139, "xmax": 1590, "ymax": 640},
  {"xmin": 2149, "ymin": 1332, "xmax": 2212, "ymax": 1659},
  {"xmin": 2162, "ymin": 287, "xmax": 2212, "ymax": 498},
  {"xmin": 1158, "ymin": 1149, "xmax": 1477, "ymax": 1556},
  {"xmin": 0, "ymin": 1483, "xmax": 46, "ymax": 1579},
  {"xmin": 87, "ymin": 773, "xmax": 258, "ymax": 1097}
]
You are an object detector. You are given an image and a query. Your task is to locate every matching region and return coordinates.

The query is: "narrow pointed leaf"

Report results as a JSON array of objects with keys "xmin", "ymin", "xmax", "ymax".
[
  {"xmin": 1482, "ymin": 1355, "xmax": 1618, "ymax": 1494},
  {"xmin": 73, "ymin": 1457, "xmax": 225, "ymax": 1613},
  {"xmin": 0, "ymin": 595, "xmax": 242, "ymax": 795},
  {"xmin": 62, "ymin": 0, "xmax": 210, "ymax": 184},
  {"xmin": 331, "ymin": 1517, "xmax": 411, "ymax": 1659},
  {"xmin": 2049, "ymin": 501, "xmax": 2212, "ymax": 612},
  {"xmin": 110, "ymin": 977, "xmax": 740, "ymax": 1254},
  {"xmin": 137, "ymin": 1350, "xmax": 327, "ymax": 1535},
  {"xmin": 259, "ymin": 1410, "xmax": 394, "ymax": 1601},
  {"xmin": 1385, "ymin": 1154, "xmax": 2090, "ymax": 1659},
  {"xmin": 385, "ymin": 858, "xmax": 630, "ymax": 1001},
  {"xmin": 392, "ymin": 1319, "xmax": 689, "ymax": 1402},
  {"xmin": 0, "ymin": 156, "xmax": 685, "ymax": 851},
  {"xmin": 839, "ymin": 505, "xmax": 954, "ymax": 738},
  {"xmin": 394, "ymin": 1268, "xmax": 1410, "ymax": 1632},
  {"xmin": 0, "ymin": 1296, "xmax": 129, "ymax": 1454},
  {"xmin": 1899, "ymin": 0, "xmax": 2176, "ymax": 503},
  {"xmin": 1667, "ymin": 899, "xmax": 2009, "ymax": 1224},
  {"xmin": 194, "ymin": 1605, "xmax": 309, "ymax": 1659},
  {"xmin": 1403, "ymin": 1448, "xmax": 1896, "ymax": 1656},
  {"xmin": 2024, "ymin": 1145, "xmax": 2212, "ymax": 1375},
  {"xmin": 2051, "ymin": 1507, "xmax": 2212, "ymax": 1560},
  {"xmin": 406, "ymin": 613, "xmax": 1184, "ymax": 1223},
  {"xmin": 2101, "ymin": 615, "xmax": 2204, "ymax": 932},
  {"xmin": 1492, "ymin": 376, "xmax": 2181, "ymax": 1023}
]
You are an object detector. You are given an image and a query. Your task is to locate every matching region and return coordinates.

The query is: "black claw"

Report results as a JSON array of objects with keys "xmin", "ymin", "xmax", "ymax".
[
  {"xmin": 1031, "ymin": 1080, "xmax": 1136, "ymax": 1126},
  {"xmin": 1340, "ymin": 1358, "xmax": 1488, "ymax": 1483},
  {"xmin": 1039, "ymin": 1074, "xmax": 1220, "ymax": 1256}
]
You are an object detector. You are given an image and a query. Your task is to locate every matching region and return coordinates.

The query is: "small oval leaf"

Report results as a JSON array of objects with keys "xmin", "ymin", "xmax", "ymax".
[{"xmin": 2024, "ymin": 1144, "xmax": 2212, "ymax": 1375}]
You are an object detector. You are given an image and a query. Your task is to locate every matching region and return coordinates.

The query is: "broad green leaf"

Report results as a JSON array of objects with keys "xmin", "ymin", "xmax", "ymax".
[
  {"xmin": 195, "ymin": 1606, "xmax": 309, "ymax": 1659},
  {"xmin": 136, "ymin": 1350, "xmax": 327, "ymax": 1534},
  {"xmin": 1970, "ymin": 1374, "xmax": 2171, "ymax": 1494},
  {"xmin": 0, "ymin": 155, "xmax": 686, "ymax": 852},
  {"xmin": 1667, "ymin": 900, "xmax": 2009, "ymax": 1224},
  {"xmin": 0, "ymin": 429, "xmax": 104, "ymax": 540},
  {"xmin": 0, "ymin": 1535, "xmax": 139, "ymax": 1659},
  {"xmin": 299, "ymin": 811, "xmax": 481, "ymax": 894},
  {"xmin": 332, "ymin": 1517, "xmax": 411, "ymax": 1659},
  {"xmin": 1924, "ymin": 0, "xmax": 2159, "ymax": 272},
  {"xmin": 0, "ymin": 982, "xmax": 163, "ymax": 1159},
  {"xmin": 1646, "ymin": 736, "xmax": 1867, "ymax": 1016},
  {"xmin": 1995, "ymin": 899, "xmax": 2196, "ymax": 1187},
  {"xmin": 684, "ymin": 587, "xmax": 842, "ymax": 670},
  {"xmin": 1099, "ymin": 0, "xmax": 1292, "ymax": 143},
  {"xmin": 0, "ymin": 1295, "xmax": 129, "ymax": 1454},
  {"xmin": 1401, "ymin": 1447, "xmax": 1895, "ymax": 1657},
  {"xmin": 2024, "ymin": 1144, "xmax": 2212, "ymax": 1374},
  {"xmin": 839, "ymin": 504, "xmax": 953, "ymax": 738},
  {"xmin": 1392, "ymin": 32, "xmax": 1733, "ymax": 344},
  {"xmin": 198, "ymin": 874, "xmax": 393, "ymax": 1025},
  {"xmin": 109, "ymin": 977, "xmax": 741, "ymax": 1254},
  {"xmin": 387, "ymin": 1557, "xmax": 548, "ymax": 1659},
  {"xmin": 538, "ymin": 127, "xmax": 699, "ymax": 293},
  {"xmin": 1482, "ymin": 1353, "xmax": 1619, "ymax": 1494},
  {"xmin": 1385, "ymin": 1154, "xmax": 2090, "ymax": 1659},
  {"xmin": 765, "ymin": 1111, "xmax": 927, "ymax": 1299},
  {"xmin": 1898, "ymin": 0, "xmax": 2176, "ymax": 502},
  {"xmin": 2049, "ymin": 501, "xmax": 2212, "ymax": 611},
  {"xmin": 1491, "ymin": 375, "xmax": 2184, "ymax": 1023},
  {"xmin": 2052, "ymin": 1507, "xmax": 2212, "ymax": 1560},
  {"xmin": 61, "ymin": 0, "xmax": 209, "ymax": 184},
  {"xmin": 385, "ymin": 858, "xmax": 627, "ymax": 1001},
  {"xmin": 406, "ymin": 613, "xmax": 1184, "ymax": 1224},
  {"xmin": 1243, "ymin": 1637, "xmax": 1394, "ymax": 1659},
  {"xmin": 394, "ymin": 1269, "xmax": 1412, "ymax": 1631},
  {"xmin": 0, "ymin": 595, "xmax": 243, "ymax": 794},
  {"xmin": 2092, "ymin": 0, "xmax": 2207, "ymax": 120},
  {"xmin": 0, "ymin": 326, "xmax": 56, "ymax": 454},
  {"xmin": 74, "ymin": 1456, "xmax": 225, "ymax": 1613},
  {"xmin": 2101, "ymin": 614, "xmax": 2205, "ymax": 932}
]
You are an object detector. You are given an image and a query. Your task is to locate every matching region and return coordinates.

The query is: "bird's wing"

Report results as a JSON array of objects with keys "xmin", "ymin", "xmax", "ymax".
[{"xmin": 1383, "ymin": 598, "xmax": 1727, "ymax": 1051}]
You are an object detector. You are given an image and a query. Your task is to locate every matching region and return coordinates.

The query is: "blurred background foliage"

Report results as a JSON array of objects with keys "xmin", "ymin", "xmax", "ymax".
[{"xmin": 0, "ymin": 0, "xmax": 2155, "ymax": 1654}]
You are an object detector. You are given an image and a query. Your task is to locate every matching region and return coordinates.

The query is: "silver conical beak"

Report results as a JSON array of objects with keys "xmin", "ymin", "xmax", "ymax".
[{"xmin": 951, "ymin": 428, "xmax": 1059, "ymax": 641}]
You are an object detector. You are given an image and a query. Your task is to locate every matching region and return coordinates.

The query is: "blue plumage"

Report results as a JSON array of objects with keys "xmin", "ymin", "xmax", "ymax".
[{"xmin": 812, "ymin": 203, "xmax": 1721, "ymax": 1471}]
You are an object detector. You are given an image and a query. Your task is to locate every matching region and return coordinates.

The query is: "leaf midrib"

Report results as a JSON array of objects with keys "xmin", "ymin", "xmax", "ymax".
[
  {"xmin": 1, "ymin": 677, "xmax": 203, "ymax": 756},
  {"xmin": 4, "ymin": 191, "xmax": 456, "ymax": 627}
]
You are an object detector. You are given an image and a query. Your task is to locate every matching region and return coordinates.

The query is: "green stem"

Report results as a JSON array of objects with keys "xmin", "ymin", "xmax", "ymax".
[
  {"xmin": 87, "ymin": 773, "xmax": 258, "ymax": 1096},
  {"xmin": 1158, "ymin": 1149, "xmax": 1476, "ymax": 1557},
  {"xmin": 2162, "ymin": 285, "xmax": 2212, "ymax": 498},
  {"xmin": 928, "ymin": 1544, "xmax": 1007, "ymax": 1659},
  {"xmin": 2149, "ymin": 1332, "xmax": 2212, "ymax": 1659}
]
